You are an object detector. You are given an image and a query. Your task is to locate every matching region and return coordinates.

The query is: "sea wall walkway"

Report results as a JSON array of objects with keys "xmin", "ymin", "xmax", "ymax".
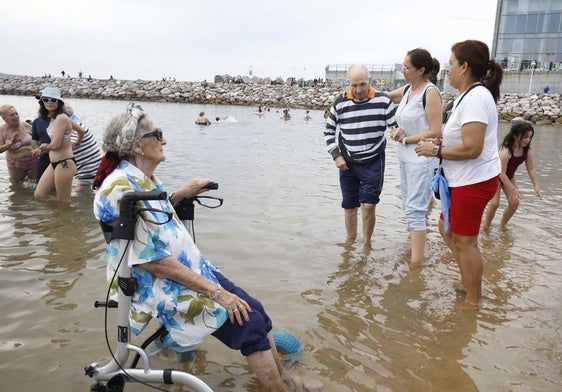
[{"xmin": 1, "ymin": 75, "xmax": 561, "ymax": 125}]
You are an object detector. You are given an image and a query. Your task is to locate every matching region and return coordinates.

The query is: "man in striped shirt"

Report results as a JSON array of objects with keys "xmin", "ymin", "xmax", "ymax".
[{"xmin": 324, "ymin": 64, "xmax": 397, "ymax": 252}]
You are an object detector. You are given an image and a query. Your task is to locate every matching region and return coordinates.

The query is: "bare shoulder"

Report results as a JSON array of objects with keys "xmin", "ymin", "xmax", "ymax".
[
  {"xmin": 22, "ymin": 121, "xmax": 32, "ymax": 132},
  {"xmin": 499, "ymin": 146, "xmax": 511, "ymax": 160},
  {"xmin": 54, "ymin": 113, "xmax": 72, "ymax": 128},
  {"xmin": 426, "ymin": 86, "xmax": 441, "ymax": 98}
]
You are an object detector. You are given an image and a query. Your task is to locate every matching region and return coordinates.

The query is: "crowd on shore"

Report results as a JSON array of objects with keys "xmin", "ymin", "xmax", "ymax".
[{"xmin": 1, "ymin": 74, "xmax": 561, "ymax": 125}]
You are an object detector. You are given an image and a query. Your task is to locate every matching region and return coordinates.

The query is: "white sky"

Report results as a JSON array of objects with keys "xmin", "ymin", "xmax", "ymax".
[{"xmin": 2, "ymin": 0, "xmax": 498, "ymax": 82}]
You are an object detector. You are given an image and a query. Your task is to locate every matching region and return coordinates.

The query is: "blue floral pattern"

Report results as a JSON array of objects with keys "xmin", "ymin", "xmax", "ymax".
[{"xmin": 94, "ymin": 161, "xmax": 226, "ymax": 348}]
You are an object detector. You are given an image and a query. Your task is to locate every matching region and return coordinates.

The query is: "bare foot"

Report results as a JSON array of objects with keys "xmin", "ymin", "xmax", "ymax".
[
  {"xmin": 452, "ymin": 281, "xmax": 467, "ymax": 292},
  {"xmin": 283, "ymin": 370, "xmax": 323, "ymax": 392},
  {"xmin": 337, "ymin": 237, "xmax": 356, "ymax": 248},
  {"xmin": 361, "ymin": 242, "xmax": 372, "ymax": 254},
  {"xmin": 408, "ymin": 261, "xmax": 422, "ymax": 270},
  {"xmin": 455, "ymin": 299, "xmax": 483, "ymax": 311},
  {"xmin": 441, "ymin": 253, "xmax": 455, "ymax": 265}
]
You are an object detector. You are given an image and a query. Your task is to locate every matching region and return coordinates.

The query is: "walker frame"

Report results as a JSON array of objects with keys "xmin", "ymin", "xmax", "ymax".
[{"xmin": 84, "ymin": 190, "xmax": 223, "ymax": 392}]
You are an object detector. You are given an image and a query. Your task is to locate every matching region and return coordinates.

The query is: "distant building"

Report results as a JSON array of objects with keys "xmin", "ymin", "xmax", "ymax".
[
  {"xmin": 324, "ymin": 64, "xmax": 413, "ymax": 90},
  {"xmin": 492, "ymin": 0, "xmax": 562, "ymax": 71}
]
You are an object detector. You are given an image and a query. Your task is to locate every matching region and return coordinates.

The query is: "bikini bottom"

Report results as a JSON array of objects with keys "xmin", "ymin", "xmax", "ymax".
[
  {"xmin": 51, "ymin": 157, "xmax": 77, "ymax": 170},
  {"xmin": 6, "ymin": 156, "xmax": 40, "ymax": 172}
]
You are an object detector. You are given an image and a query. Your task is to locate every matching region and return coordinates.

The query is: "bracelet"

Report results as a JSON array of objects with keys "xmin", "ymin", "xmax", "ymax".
[
  {"xmin": 169, "ymin": 192, "xmax": 176, "ymax": 206},
  {"xmin": 208, "ymin": 284, "xmax": 221, "ymax": 301},
  {"xmin": 401, "ymin": 136, "xmax": 407, "ymax": 145}
]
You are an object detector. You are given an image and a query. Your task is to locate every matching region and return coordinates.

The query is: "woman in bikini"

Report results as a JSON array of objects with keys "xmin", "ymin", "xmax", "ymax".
[
  {"xmin": 483, "ymin": 119, "xmax": 542, "ymax": 230},
  {"xmin": 0, "ymin": 104, "xmax": 40, "ymax": 182},
  {"xmin": 33, "ymin": 87, "xmax": 76, "ymax": 203}
]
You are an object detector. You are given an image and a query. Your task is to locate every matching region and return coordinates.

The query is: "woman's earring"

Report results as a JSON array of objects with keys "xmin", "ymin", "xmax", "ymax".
[{"xmin": 141, "ymin": 150, "xmax": 145, "ymax": 156}]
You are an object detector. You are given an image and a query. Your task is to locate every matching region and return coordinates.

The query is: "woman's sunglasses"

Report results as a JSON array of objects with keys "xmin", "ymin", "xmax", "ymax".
[
  {"xmin": 141, "ymin": 129, "xmax": 163, "ymax": 142},
  {"xmin": 41, "ymin": 97, "xmax": 59, "ymax": 103}
]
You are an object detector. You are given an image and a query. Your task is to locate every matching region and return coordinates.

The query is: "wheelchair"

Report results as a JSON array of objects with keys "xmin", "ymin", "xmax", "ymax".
[{"xmin": 84, "ymin": 190, "xmax": 223, "ymax": 392}]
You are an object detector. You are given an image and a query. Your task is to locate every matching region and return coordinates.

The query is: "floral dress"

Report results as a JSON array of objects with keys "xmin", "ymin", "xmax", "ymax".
[{"xmin": 94, "ymin": 161, "xmax": 227, "ymax": 350}]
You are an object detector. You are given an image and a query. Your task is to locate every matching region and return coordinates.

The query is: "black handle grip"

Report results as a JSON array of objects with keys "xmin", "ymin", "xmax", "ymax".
[
  {"xmin": 203, "ymin": 182, "xmax": 218, "ymax": 190},
  {"xmin": 94, "ymin": 300, "xmax": 118, "ymax": 308},
  {"xmin": 120, "ymin": 191, "xmax": 167, "ymax": 219}
]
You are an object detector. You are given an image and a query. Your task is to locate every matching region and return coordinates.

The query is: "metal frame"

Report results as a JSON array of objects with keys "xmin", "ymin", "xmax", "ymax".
[{"xmin": 85, "ymin": 191, "xmax": 222, "ymax": 392}]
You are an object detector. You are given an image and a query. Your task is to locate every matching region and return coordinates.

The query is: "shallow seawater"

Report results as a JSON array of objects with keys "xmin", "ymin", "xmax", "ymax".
[{"xmin": 0, "ymin": 94, "xmax": 561, "ymax": 391}]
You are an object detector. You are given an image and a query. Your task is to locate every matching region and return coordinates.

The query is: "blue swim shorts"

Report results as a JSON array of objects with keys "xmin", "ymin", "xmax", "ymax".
[{"xmin": 339, "ymin": 153, "xmax": 385, "ymax": 209}]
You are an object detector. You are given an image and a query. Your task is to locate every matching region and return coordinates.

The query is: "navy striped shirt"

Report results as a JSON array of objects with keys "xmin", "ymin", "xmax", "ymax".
[
  {"xmin": 70, "ymin": 115, "xmax": 103, "ymax": 183},
  {"xmin": 324, "ymin": 92, "xmax": 397, "ymax": 164}
]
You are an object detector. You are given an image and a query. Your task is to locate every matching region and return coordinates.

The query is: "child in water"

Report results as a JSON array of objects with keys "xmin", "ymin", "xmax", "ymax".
[{"xmin": 484, "ymin": 119, "xmax": 542, "ymax": 230}]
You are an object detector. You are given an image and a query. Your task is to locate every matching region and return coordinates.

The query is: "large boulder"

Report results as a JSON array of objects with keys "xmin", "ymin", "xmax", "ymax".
[{"xmin": 214, "ymin": 75, "xmax": 228, "ymax": 84}]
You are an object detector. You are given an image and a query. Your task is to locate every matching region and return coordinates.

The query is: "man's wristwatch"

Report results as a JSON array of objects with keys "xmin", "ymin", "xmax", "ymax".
[{"xmin": 432, "ymin": 145, "xmax": 440, "ymax": 157}]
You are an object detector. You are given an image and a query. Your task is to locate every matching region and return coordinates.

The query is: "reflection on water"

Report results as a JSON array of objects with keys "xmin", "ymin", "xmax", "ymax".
[{"xmin": 0, "ymin": 95, "xmax": 561, "ymax": 391}]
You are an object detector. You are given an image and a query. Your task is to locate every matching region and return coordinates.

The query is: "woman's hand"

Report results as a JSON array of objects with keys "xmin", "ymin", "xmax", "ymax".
[
  {"xmin": 534, "ymin": 186, "xmax": 542, "ymax": 199},
  {"xmin": 216, "ymin": 288, "xmax": 252, "ymax": 326},
  {"xmin": 10, "ymin": 134, "xmax": 21, "ymax": 146},
  {"xmin": 415, "ymin": 140, "xmax": 437, "ymax": 157},
  {"xmin": 174, "ymin": 178, "xmax": 215, "ymax": 200},
  {"xmin": 508, "ymin": 187, "xmax": 521, "ymax": 202},
  {"xmin": 39, "ymin": 143, "xmax": 50, "ymax": 153},
  {"xmin": 139, "ymin": 257, "xmax": 251, "ymax": 326},
  {"xmin": 389, "ymin": 127, "xmax": 406, "ymax": 143}
]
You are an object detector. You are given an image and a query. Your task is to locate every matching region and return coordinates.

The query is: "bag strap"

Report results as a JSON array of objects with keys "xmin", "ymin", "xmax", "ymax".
[
  {"xmin": 453, "ymin": 82, "xmax": 483, "ymax": 110},
  {"xmin": 403, "ymin": 83, "xmax": 434, "ymax": 108}
]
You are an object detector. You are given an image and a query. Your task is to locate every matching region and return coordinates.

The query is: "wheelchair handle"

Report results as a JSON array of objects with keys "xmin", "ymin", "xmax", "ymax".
[
  {"xmin": 175, "ymin": 195, "xmax": 224, "ymax": 221},
  {"xmin": 120, "ymin": 191, "xmax": 168, "ymax": 219},
  {"xmin": 111, "ymin": 191, "xmax": 168, "ymax": 240}
]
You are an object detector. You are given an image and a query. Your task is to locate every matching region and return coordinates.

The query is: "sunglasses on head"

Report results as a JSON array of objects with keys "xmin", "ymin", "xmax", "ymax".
[
  {"xmin": 41, "ymin": 97, "xmax": 59, "ymax": 103},
  {"xmin": 141, "ymin": 128, "xmax": 163, "ymax": 142}
]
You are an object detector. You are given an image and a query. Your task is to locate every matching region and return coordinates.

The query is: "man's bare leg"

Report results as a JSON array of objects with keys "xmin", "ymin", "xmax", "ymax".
[
  {"xmin": 344, "ymin": 207, "xmax": 358, "ymax": 245},
  {"xmin": 361, "ymin": 203, "xmax": 375, "ymax": 252}
]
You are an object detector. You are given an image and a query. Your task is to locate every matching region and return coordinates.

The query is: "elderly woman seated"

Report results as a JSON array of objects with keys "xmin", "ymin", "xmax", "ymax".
[{"xmin": 92, "ymin": 103, "xmax": 300, "ymax": 392}]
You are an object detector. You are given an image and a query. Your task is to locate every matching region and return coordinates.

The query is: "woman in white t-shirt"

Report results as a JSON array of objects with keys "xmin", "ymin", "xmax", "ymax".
[{"xmin": 416, "ymin": 40, "xmax": 502, "ymax": 310}]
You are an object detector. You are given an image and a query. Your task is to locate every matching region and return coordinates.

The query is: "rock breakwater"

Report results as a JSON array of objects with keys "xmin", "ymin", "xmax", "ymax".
[{"xmin": 1, "ymin": 75, "xmax": 561, "ymax": 125}]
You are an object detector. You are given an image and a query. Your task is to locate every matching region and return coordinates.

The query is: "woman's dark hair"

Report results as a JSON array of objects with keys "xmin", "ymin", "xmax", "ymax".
[
  {"xmin": 451, "ymin": 40, "xmax": 503, "ymax": 102},
  {"xmin": 501, "ymin": 121, "xmax": 534, "ymax": 155},
  {"xmin": 37, "ymin": 100, "xmax": 65, "ymax": 120},
  {"xmin": 407, "ymin": 48, "xmax": 440, "ymax": 84}
]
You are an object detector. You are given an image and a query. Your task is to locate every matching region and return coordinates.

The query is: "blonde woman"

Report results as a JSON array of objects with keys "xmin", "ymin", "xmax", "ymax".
[{"xmin": 0, "ymin": 104, "xmax": 39, "ymax": 182}]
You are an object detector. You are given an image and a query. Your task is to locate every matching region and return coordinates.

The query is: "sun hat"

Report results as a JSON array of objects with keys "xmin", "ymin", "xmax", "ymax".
[{"xmin": 36, "ymin": 87, "xmax": 64, "ymax": 105}]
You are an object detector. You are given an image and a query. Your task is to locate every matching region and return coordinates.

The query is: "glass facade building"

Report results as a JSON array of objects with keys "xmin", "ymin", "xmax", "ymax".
[{"xmin": 492, "ymin": 0, "xmax": 562, "ymax": 71}]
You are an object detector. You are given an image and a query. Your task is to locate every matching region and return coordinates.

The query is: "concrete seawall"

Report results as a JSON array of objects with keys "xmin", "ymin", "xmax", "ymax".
[{"xmin": 1, "ymin": 75, "xmax": 561, "ymax": 125}]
